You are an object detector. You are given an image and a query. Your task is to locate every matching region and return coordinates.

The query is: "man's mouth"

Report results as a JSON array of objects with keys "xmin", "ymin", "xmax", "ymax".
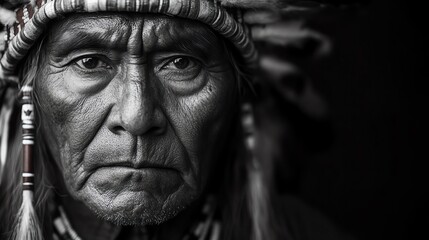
[
  {"xmin": 101, "ymin": 161, "xmax": 178, "ymax": 171},
  {"xmin": 88, "ymin": 162, "xmax": 182, "ymax": 193}
]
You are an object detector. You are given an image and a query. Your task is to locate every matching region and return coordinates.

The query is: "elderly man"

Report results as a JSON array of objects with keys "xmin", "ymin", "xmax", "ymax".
[{"xmin": 0, "ymin": 0, "xmax": 360, "ymax": 239}]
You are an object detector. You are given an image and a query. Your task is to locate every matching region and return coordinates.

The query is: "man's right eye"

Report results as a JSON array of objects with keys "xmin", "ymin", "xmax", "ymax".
[{"xmin": 67, "ymin": 55, "xmax": 117, "ymax": 92}]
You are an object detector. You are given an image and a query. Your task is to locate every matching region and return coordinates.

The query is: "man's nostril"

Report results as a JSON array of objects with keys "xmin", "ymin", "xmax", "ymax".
[
  {"xmin": 110, "ymin": 124, "xmax": 164, "ymax": 136},
  {"xmin": 111, "ymin": 125, "xmax": 126, "ymax": 134}
]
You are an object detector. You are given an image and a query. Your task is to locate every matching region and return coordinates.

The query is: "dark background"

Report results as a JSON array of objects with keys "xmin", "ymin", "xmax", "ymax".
[
  {"xmin": 283, "ymin": 1, "xmax": 427, "ymax": 239},
  {"xmin": 1, "ymin": 1, "xmax": 426, "ymax": 239}
]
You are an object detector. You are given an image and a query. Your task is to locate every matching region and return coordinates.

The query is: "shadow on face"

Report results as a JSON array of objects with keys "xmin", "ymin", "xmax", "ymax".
[{"xmin": 34, "ymin": 12, "xmax": 238, "ymax": 225}]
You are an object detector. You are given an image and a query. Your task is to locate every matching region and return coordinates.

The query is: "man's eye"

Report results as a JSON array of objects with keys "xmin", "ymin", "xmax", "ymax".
[
  {"xmin": 162, "ymin": 57, "xmax": 197, "ymax": 71},
  {"xmin": 69, "ymin": 55, "xmax": 116, "ymax": 89},
  {"xmin": 171, "ymin": 57, "xmax": 190, "ymax": 69},
  {"xmin": 157, "ymin": 56, "xmax": 205, "ymax": 95},
  {"xmin": 75, "ymin": 57, "xmax": 111, "ymax": 70}
]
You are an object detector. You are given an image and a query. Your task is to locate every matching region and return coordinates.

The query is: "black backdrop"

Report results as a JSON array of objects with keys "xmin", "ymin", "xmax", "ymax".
[
  {"xmin": 283, "ymin": 1, "xmax": 427, "ymax": 239},
  {"xmin": 0, "ymin": 1, "xmax": 426, "ymax": 239}
]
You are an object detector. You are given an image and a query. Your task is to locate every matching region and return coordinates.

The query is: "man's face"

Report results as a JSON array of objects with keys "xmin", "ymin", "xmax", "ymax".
[{"xmin": 35, "ymin": 13, "xmax": 237, "ymax": 225}]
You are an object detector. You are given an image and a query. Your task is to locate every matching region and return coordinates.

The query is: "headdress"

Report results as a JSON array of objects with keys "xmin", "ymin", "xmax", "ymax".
[{"xmin": 0, "ymin": 0, "xmax": 367, "ymax": 84}]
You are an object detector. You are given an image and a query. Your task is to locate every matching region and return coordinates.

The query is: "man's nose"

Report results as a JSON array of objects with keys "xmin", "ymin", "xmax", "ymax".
[{"xmin": 108, "ymin": 65, "xmax": 167, "ymax": 136}]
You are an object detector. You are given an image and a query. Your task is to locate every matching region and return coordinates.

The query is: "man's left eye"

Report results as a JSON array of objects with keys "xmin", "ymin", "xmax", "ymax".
[
  {"xmin": 162, "ymin": 57, "xmax": 198, "ymax": 71},
  {"xmin": 157, "ymin": 56, "xmax": 205, "ymax": 95},
  {"xmin": 158, "ymin": 56, "xmax": 202, "ymax": 82},
  {"xmin": 75, "ymin": 57, "xmax": 112, "ymax": 70}
]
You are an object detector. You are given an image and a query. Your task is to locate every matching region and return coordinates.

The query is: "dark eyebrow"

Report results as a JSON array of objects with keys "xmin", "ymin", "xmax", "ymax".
[
  {"xmin": 47, "ymin": 15, "xmax": 129, "ymax": 55},
  {"xmin": 50, "ymin": 31, "xmax": 127, "ymax": 54}
]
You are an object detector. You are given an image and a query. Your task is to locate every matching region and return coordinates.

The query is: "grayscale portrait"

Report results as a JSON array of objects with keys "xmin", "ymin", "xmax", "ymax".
[{"xmin": 2, "ymin": 0, "xmax": 421, "ymax": 240}]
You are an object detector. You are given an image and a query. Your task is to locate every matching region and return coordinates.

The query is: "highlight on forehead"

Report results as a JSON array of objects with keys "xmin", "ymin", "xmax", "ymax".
[{"xmin": 45, "ymin": 12, "xmax": 222, "ymax": 54}]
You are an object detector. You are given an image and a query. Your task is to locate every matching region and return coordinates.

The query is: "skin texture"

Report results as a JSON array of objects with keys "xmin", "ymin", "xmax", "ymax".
[{"xmin": 35, "ymin": 13, "xmax": 237, "ymax": 225}]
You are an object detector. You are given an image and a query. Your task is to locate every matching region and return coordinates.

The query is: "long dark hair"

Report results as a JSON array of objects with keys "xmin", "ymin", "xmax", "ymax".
[{"xmin": 0, "ymin": 36, "xmax": 57, "ymax": 239}]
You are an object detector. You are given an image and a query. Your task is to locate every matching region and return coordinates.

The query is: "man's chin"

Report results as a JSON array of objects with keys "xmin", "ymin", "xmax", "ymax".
[
  {"xmin": 91, "ymin": 203, "xmax": 186, "ymax": 226},
  {"xmin": 76, "ymin": 189, "xmax": 197, "ymax": 226}
]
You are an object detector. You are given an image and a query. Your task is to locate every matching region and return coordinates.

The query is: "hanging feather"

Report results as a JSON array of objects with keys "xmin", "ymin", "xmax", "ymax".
[
  {"xmin": 11, "ymin": 191, "xmax": 44, "ymax": 240},
  {"xmin": 10, "ymin": 86, "xmax": 44, "ymax": 240}
]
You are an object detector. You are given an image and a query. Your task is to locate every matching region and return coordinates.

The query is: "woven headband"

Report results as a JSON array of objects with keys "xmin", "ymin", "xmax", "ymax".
[{"xmin": 0, "ymin": 0, "xmax": 256, "ymax": 85}]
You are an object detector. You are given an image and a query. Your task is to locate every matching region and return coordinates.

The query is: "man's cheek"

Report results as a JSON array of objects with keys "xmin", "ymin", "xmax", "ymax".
[
  {"xmin": 173, "ymin": 101, "xmax": 224, "ymax": 184},
  {"xmin": 37, "ymin": 73, "xmax": 82, "ymax": 123},
  {"xmin": 65, "ymin": 106, "xmax": 108, "ymax": 152},
  {"xmin": 62, "ymin": 153, "xmax": 84, "ymax": 191},
  {"xmin": 59, "ymin": 111, "xmax": 109, "ymax": 187},
  {"xmin": 37, "ymin": 74, "xmax": 109, "ymax": 184},
  {"xmin": 41, "ymin": 87, "xmax": 107, "ymax": 152}
]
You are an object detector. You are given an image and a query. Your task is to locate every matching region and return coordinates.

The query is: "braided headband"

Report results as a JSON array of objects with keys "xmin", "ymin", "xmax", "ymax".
[{"xmin": 0, "ymin": 0, "xmax": 257, "ymax": 84}]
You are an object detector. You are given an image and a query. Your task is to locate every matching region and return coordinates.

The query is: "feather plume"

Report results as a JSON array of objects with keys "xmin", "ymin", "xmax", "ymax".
[{"xmin": 11, "ymin": 191, "xmax": 44, "ymax": 240}]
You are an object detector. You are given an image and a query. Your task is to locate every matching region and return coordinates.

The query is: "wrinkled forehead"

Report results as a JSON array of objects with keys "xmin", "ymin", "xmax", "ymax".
[{"xmin": 46, "ymin": 13, "xmax": 221, "ymax": 53}]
